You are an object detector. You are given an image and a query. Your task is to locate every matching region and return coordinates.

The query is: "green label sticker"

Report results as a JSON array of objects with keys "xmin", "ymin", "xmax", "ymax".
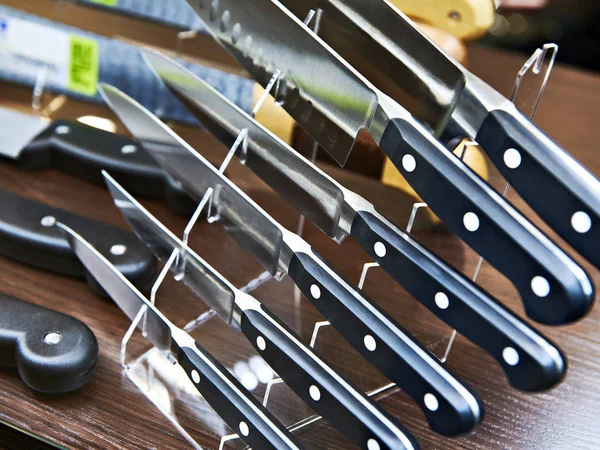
[
  {"xmin": 68, "ymin": 35, "xmax": 99, "ymax": 96},
  {"xmin": 87, "ymin": 0, "xmax": 118, "ymax": 6}
]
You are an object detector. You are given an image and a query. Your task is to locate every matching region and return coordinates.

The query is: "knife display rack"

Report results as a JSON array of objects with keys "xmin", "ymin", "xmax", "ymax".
[{"xmin": 113, "ymin": 39, "xmax": 558, "ymax": 449}]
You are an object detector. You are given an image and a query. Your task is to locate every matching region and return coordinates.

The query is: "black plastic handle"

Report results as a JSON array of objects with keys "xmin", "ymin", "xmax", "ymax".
[
  {"xmin": 0, "ymin": 190, "xmax": 156, "ymax": 296},
  {"xmin": 176, "ymin": 338, "xmax": 303, "ymax": 450},
  {"xmin": 352, "ymin": 210, "xmax": 567, "ymax": 391},
  {"xmin": 239, "ymin": 299, "xmax": 419, "ymax": 449},
  {"xmin": 476, "ymin": 109, "xmax": 600, "ymax": 270},
  {"xmin": 0, "ymin": 294, "xmax": 98, "ymax": 393},
  {"xmin": 18, "ymin": 119, "xmax": 195, "ymax": 215},
  {"xmin": 288, "ymin": 250, "xmax": 482, "ymax": 437},
  {"xmin": 380, "ymin": 118, "xmax": 594, "ymax": 325}
]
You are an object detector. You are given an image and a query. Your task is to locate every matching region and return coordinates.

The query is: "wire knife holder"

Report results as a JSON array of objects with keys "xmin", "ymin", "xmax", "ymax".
[{"xmin": 113, "ymin": 19, "xmax": 559, "ymax": 447}]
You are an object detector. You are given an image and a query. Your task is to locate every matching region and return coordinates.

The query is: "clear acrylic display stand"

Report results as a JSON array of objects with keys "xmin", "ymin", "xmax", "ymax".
[{"xmin": 106, "ymin": 16, "xmax": 559, "ymax": 448}]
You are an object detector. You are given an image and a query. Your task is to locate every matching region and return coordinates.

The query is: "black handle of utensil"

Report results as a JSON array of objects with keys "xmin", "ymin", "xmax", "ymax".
[
  {"xmin": 288, "ymin": 250, "xmax": 482, "ymax": 436},
  {"xmin": 239, "ymin": 298, "xmax": 419, "ymax": 449},
  {"xmin": 0, "ymin": 190, "xmax": 156, "ymax": 296},
  {"xmin": 380, "ymin": 118, "xmax": 594, "ymax": 325},
  {"xmin": 351, "ymin": 210, "xmax": 567, "ymax": 391},
  {"xmin": 0, "ymin": 294, "xmax": 98, "ymax": 393},
  {"xmin": 176, "ymin": 337, "xmax": 303, "ymax": 450},
  {"xmin": 19, "ymin": 119, "xmax": 195, "ymax": 215},
  {"xmin": 476, "ymin": 109, "xmax": 600, "ymax": 270}
]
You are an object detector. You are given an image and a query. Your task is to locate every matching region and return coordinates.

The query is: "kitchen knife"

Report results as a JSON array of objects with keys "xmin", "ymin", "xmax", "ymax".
[
  {"xmin": 100, "ymin": 83, "xmax": 483, "ymax": 436},
  {"xmin": 279, "ymin": 0, "xmax": 600, "ymax": 272},
  {"xmin": 104, "ymin": 173, "xmax": 419, "ymax": 450},
  {"xmin": 58, "ymin": 222, "xmax": 304, "ymax": 450},
  {"xmin": 141, "ymin": 48, "xmax": 567, "ymax": 392},
  {"xmin": 0, "ymin": 293, "xmax": 98, "ymax": 393},
  {"xmin": 184, "ymin": 0, "xmax": 594, "ymax": 325},
  {"xmin": 0, "ymin": 189, "xmax": 156, "ymax": 295},
  {"xmin": 0, "ymin": 107, "xmax": 195, "ymax": 215}
]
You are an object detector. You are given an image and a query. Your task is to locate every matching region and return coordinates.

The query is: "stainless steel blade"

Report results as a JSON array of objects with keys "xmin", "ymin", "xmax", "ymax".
[
  {"xmin": 279, "ymin": 0, "xmax": 509, "ymax": 139},
  {"xmin": 99, "ymin": 83, "xmax": 292, "ymax": 276},
  {"xmin": 103, "ymin": 171, "xmax": 239, "ymax": 328},
  {"xmin": 184, "ymin": 0, "xmax": 387, "ymax": 166},
  {"xmin": 0, "ymin": 107, "xmax": 49, "ymax": 159},
  {"xmin": 57, "ymin": 223, "xmax": 173, "ymax": 353},
  {"xmin": 142, "ymin": 48, "xmax": 352, "ymax": 242}
]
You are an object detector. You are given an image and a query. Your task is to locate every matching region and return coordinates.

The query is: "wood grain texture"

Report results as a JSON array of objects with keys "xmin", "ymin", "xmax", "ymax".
[{"xmin": 0, "ymin": 45, "xmax": 599, "ymax": 449}]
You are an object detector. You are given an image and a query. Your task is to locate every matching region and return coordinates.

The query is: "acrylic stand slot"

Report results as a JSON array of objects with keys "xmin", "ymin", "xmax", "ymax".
[{"xmin": 113, "ymin": 24, "xmax": 558, "ymax": 449}]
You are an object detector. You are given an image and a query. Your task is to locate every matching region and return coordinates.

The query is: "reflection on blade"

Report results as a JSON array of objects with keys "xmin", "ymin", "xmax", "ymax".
[
  {"xmin": 0, "ymin": 107, "xmax": 48, "ymax": 159},
  {"xmin": 103, "ymin": 171, "xmax": 238, "ymax": 327},
  {"xmin": 57, "ymin": 223, "xmax": 172, "ymax": 352},
  {"xmin": 99, "ymin": 83, "xmax": 285, "ymax": 276}
]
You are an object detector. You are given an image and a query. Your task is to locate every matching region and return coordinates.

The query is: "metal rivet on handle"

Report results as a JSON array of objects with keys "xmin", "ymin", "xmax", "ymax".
[
  {"xmin": 531, "ymin": 276, "xmax": 550, "ymax": 297},
  {"xmin": 374, "ymin": 241, "xmax": 387, "ymax": 258},
  {"xmin": 256, "ymin": 336, "xmax": 266, "ymax": 351},
  {"xmin": 402, "ymin": 154, "xmax": 416, "ymax": 172},
  {"xmin": 310, "ymin": 284, "xmax": 321, "ymax": 299},
  {"xmin": 239, "ymin": 421, "xmax": 249, "ymax": 437},
  {"xmin": 191, "ymin": 370, "xmax": 200, "ymax": 384},
  {"xmin": 424, "ymin": 393, "xmax": 439, "ymax": 411},
  {"xmin": 502, "ymin": 347, "xmax": 520, "ymax": 366},
  {"xmin": 41, "ymin": 216, "xmax": 56, "ymax": 227},
  {"xmin": 367, "ymin": 439, "xmax": 381, "ymax": 450},
  {"xmin": 44, "ymin": 331, "xmax": 62, "ymax": 345},
  {"xmin": 503, "ymin": 148, "xmax": 522, "ymax": 169},
  {"xmin": 121, "ymin": 144, "xmax": 137, "ymax": 154},
  {"xmin": 364, "ymin": 335, "xmax": 377, "ymax": 352},
  {"xmin": 435, "ymin": 292, "xmax": 449, "ymax": 310},
  {"xmin": 55, "ymin": 125, "xmax": 70, "ymax": 135},
  {"xmin": 110, "ymin": 244, "xmax": 127, "ymax": 256},
  {"xmin": 463, "ymin": 212, "xmax": 480, "ymax": 232},
  {"xmin": 309, "ymin": 385, "xmax": 321, "ymax": 401},
  {"xmin": 571, "ymin": 211, "xmax": 592, "ymax": 234}
]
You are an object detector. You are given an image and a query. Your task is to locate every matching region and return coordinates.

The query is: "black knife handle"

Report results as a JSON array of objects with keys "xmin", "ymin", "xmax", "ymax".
[
  {"xmin": 288, "ymin": 250, "xmax": 482, "ymax": 436},
  {"xmin": 476, "ymin": 109, "xmax": 600, "ymax": 270},
  {"xmin": 351, "ymin": 210, "xmax": 567, "ymax": 391},
  {"xmin": 19, "ymin": 119, "xmax": 195, "ymax": 215},
  {"xmin": 0, "ymin": 190, "xmax": 156, "ymax": 296},
  {"xmin": 380, "ymin": 118, "xmax": 594, "ymax": 325},
  {"xmin": 0, "ymin": 294, "xmax": 98, "ymax": 393},
  {"xmin": 175, "ymin": 336, "xmax": 303, "ymax": 450},
  {"xmin": 239, "ymin": 297, "xmax": 419, "ymax": 450}
]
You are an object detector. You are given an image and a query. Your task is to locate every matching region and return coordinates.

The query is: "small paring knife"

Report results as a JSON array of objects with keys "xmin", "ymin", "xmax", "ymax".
[
  {"xmin": 184, "ymin": 0, "xmax": 594, "ymax": 326},
  {"xmin": 0, "ymin": 189, "xmax": 156, "ymax": 296},
  {"xmin": 140, "ymin": 49, "xmax": 567, "ymax": 393},
  {"xmin": 0, "ymin": 107, "xmax": 195, "ymax": 215},
  {"xmin": 280, "ymin": 0, "xmax": 600, "ymax": 273},
  {"xmin": 0, "ymin": 294, "xmax": 98, "ymax": 394},
  {"xmin": 100, "ymin": 83, "xmax": 483, "ymax": 437},
  {"xmin": 58, "ymin": 223, "xmax": 304, "ymax": 450},
  {"xmin": 104, "ymin": 173, "xmax": 419, "ymax": 450}
]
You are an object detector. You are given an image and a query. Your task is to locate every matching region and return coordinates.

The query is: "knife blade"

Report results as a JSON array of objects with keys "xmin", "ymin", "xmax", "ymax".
[
  {"xmin": 141, "ymin": 48, "xmax": 566, "ymax": 392},
  {"xmin": 183, "ymin": 0, "xmax": 594, "ymax": 325},
  {"xmin": 58, "ymin": 222, "xmax": 304, "ymax": 450},
  {"xmin": 279, "ymin": 0, "xmax": 600, "ymax": 272},
  {"xmin": 100, "ymin": 82, "xmax": 483, "ymax": 436},
  {"xmin": 0, "ymin": 293, "xmax": 98, "ymax": 393},
  {"xmin": 0, "ymin": 107, "xmax": 195, "ymax": 215},
  {"xmin": 104, "ymin": 172, "xmax": 419, "ymax": 450},
  {"xmin": 0, "ymin": 189, "xmax": 156, "ymax": 296}
]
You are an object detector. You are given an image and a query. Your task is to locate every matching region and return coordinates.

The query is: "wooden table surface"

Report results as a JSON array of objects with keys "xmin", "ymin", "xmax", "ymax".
[{"xmin": 1, "ymin": 45, "xmax": 599, "ymax": 449}]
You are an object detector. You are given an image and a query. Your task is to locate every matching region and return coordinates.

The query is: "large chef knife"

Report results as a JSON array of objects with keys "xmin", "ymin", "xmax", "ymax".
[
  {"xmin": 0, "ymin": 107, "xmax": 194, "ymax": 215},
  {"xmin": 140, "ymin": 49, "xmax": 566, "ymax": 392},
  {"xmin": 182, "ymin": 0, "xmax": 594, "ymax": 326},
  {"xmin": 0, "ymin": 189, "xmax": 156, "ymax": 295},
  {"xmin": 100, "ymin": 83, "xmax": 483, "ymax": 436},
  {"xmin": 58, "ymin": 223, "xmax": 304, "ymax": 450},
  {"xmin": 104, "ymin": 173, "xmax": 419, "ymax": 450},
  {"xmin": 0, "ymin": 294, "xmax": 98, "ymax": 393},
  {"xmin": 279, "ymin": 0, "xmax": 600, "ymax": 271}
]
